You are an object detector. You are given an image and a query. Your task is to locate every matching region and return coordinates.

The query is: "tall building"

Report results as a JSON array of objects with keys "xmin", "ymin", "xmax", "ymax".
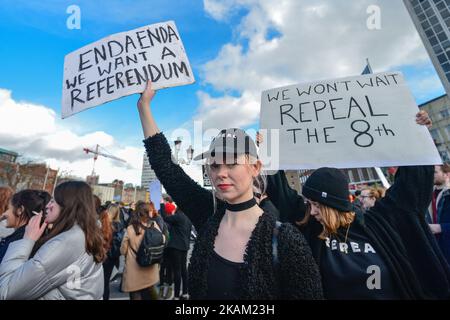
[
  {"xmin": 141, "ymin": 153, "xmax": 157, "ymax": 189},
  {"xmin": 419, "ymin": 93, "xmax": 450, "ymax": 161},
  {"xmin": 404, "ymin": 0, "xmax": 450, "ymax": 95}
]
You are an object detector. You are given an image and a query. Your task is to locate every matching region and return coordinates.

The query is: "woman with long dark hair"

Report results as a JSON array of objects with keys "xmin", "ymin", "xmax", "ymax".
[
  {"xmin": 0, "ymin": 190, "xmax": 50, "ymax": 263},
  {"xmin": 0, "ymin": 181, "xmax": 105, "ymax": 299}
]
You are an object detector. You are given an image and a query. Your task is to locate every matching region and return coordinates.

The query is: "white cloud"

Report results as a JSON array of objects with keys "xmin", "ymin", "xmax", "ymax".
[
  {"xmin": 197, "ymin": 0, "xmax": 436, "ymax": 130},
  {"xmin": 0, "ymin": 88, "xmax": 144, "ymax": 185}
]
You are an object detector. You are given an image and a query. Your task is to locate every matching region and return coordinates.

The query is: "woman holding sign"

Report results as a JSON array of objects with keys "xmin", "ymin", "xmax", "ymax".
[
  {"xmin": 136, "ymin": 81, "xmax": 323, "ymax": 299},
  {"xmin": 264, "ymin": 111, "xmax": 450, "ymax": 299}
]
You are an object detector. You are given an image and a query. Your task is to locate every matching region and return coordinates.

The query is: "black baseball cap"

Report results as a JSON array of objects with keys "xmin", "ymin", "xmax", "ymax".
[{"xmin": 193, "ymin": 128, "xmax": 258, "ymax": 164}]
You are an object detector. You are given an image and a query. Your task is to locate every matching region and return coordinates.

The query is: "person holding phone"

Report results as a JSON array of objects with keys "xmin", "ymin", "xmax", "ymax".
[
  {"xmin": 0, "ymin": 190, "xmax": 50, "ymax": 263},
  {"xmin": 0, "ymin": 181, "xmax": 105, "ymax": 300}
]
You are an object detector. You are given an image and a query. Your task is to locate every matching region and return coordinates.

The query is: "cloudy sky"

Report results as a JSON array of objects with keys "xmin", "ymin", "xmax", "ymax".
[{"xmin": 0, "ymin": 0, "xmax": 445, "ymax": 186}]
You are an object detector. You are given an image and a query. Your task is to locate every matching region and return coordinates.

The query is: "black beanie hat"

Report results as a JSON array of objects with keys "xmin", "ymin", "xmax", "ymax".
[{"xmin": 302, "ymin": 167, "xmax": 353, "ymax": 212}]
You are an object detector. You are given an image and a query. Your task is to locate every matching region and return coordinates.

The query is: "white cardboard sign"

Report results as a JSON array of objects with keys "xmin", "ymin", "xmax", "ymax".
[
  {"xmin": 62, "ymin": 21, "xmax": 194, "ymax": 118},
  {"xmin": 259, "ymin": 72, "xmax": 442, "ymax": 170}
]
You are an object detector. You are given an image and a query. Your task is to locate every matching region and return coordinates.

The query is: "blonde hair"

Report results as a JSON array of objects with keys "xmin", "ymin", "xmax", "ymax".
[
  {"xmin": 362, "ymin": 186, "xmax": 385, "ymax": 200},
  {"xmin": 205, "ymin": 155, "xmax": 265, "ymax": 213},
  {"xmin": 107, "ymin": 203, "xmax": 121, "ymax": 223},
  {"xmin": 300, "ymin": 203, "xmax": 355, "ymax": 240}
]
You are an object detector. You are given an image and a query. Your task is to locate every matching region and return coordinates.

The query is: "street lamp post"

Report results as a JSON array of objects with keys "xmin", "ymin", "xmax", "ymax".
[{"xmin": 173, "ymin": 137, "xmax": 194, "ymax": 165}]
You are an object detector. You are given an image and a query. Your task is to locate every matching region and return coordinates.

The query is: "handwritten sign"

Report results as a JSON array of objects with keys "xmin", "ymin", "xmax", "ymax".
[
  {"xmin": 62, "ymin": 21, "xmax": 194, "ymax": 118},
  {"xmin": 259, "ymin": 72, "xmax": 442, "ymax": 169}
]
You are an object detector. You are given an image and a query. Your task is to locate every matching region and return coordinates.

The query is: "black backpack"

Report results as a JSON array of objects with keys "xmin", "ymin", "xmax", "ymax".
[
  {"xmin": 133, "ymin": 220, "xmax": 167, "ymax": 267},
  {"xmin": 108, "ymin": 227, "xmax": 124, "ymax": 260}
]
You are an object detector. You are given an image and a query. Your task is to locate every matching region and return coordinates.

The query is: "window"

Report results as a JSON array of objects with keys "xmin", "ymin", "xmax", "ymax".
[
  {"xmin": 441, "ymin": 8, "xmax": 450, "ymax": 19},
  {"xmin": 438, "ymin": 53, "xmax": 448, "ymax": 63},
  {"xmin": 443, "ymin": 62, "xmax": 450, "ymax": 72},
  {"xmin": 445, "ymin": 124, "xmax": 450, "ymax": 137},
  {"xmin": 446, "ymin": 71, "xmax": 450, "ymax": 81},
  {"xmin": 443, "ymin": 39, "xmax": 450, "ymax": 50},
  {"xmin": 361, "ymin": 168, "xmax": 370, "ymax": 181},
  {"xmin": 425, "ymin": 28, "xmax": 435, "ymax": 37},
  {"xmin": 415, "ymin": 5, "xmax": 424, "ymax": 15},
  {"xmin": 434, "ymin": 43, "xmax": 444, "ymax": 54},
  {"xmin": 426, "ymin": 7, "xmax": 435, "ymax": 17},
  {"xmin": 422, "ymin": 1, "xmax": 431, "ymax": 10},
  {"xmin": 436, "ymin": 1, "xmax": 446, "ymax": 10},
  {"xmin": 368, "ymin": 168, "xmax": 375, "ymax": 180},
  {"xmin": 431, "ymin": 128, "xmax": 443, "ymax": 141},
  {"xmin": 438, "ymin": 31, "xmax": 448, "ymax": 41},
  {"xmin": 434, "ymin": 23, "xmax": 444, "ymax": 33},
  {"xmin": 446, "ymin": 17, "xmax": 450, "ymax": 27},
  {"xmin": 430, "ymin": 15, "xmax": 439, "ymax": 25},
  {"xmin": 422, "ymin": 20, "xmax": 431, "ymax": 30},
  {"xmin": 347, "ymin": 170, "xmax": 355, "ymax": 183},
  {"xmin": 430, "ymin": 35, "xmax": 439, "ymax": 45},
  {"xmin": 440, "ymin": 109, "xmax": 450, "ymax": 118}
]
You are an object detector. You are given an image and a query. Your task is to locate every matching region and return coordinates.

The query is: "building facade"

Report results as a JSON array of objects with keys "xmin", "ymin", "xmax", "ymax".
[
  {"xmin": 419, "ymin": 94, "xmax": 450, "ymax": 161},
  {"xmin": 404, "ymin": 0, "xmax": 450, "ymax": 95},
  {"xmin": 141, "ymin": 153, "xmax": 157, "ymax": 189},
  {"xmin": 91, "ymin": 185, "xmax": 115, "ymax": 204}
]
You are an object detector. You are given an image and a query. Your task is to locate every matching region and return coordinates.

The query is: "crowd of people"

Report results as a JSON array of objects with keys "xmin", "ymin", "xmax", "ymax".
[{"xmin": 0, "ymin": 80, "xmax": 449, "ymax": 299}]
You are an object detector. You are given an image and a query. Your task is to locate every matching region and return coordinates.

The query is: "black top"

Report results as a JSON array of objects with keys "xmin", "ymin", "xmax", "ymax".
[
  {"xmin": 320, "ymin": 223, "xmax": 399, "ymax": 299},
  {"xmin": 0, "ymin": 226, "xmax": 26, "ymax": 263},
  {"xmin": 267, "ymin": 166, "xmax": 450, "ymax": 299},
  {"xmin": 259, "ymin": 198, "xmax": 281, "ymax": 221},
  {"xmin": 160, "ymin": 206, "xmax": 193, "ymax": 251},
  {"xmin": 144, "ymin": 133, "xmax": 324, "ymax": 299},
  {"xmin": 206, "ymin": 251, "xmax": 244, "ymax": 300}
]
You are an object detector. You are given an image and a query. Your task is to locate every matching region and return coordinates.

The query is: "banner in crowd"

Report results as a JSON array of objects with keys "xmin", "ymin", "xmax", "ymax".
[
  {"xmin": 259, "ymin": 71, "xmax": 442, "ymax": 170},
  {"xmin": 149, "ymin": 180, "xmax": 162, "ymax": 211},
  {"xmin": 62, "ymin": 21, "xmax": 194, "ymax": 118}
]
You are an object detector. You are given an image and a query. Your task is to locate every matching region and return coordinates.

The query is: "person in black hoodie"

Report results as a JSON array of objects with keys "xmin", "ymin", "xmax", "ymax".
[
  {"xmin": 136, "ymin": 81, "xmax": 323, "ymax": 300},
  {"xmin": 265, "ymin": 111, "xmax": 450, "ymax": 299},
  {"xmin": 160, "ymin": 204, "xmax": 193, "ymax": 299},
  {"xmin": 0, "ymin": 190, "xmax": 51, "ymax": 263}
]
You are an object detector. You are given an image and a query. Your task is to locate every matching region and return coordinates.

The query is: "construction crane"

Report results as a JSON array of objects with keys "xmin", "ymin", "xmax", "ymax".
[{"xmin": 83, "ymin": 144, "xmax": 126, "ymax": 177}]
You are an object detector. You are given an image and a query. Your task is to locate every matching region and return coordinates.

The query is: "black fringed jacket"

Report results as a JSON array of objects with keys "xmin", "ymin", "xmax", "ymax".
[{"xmin": 144, "ymin": 133, "xmax": 323, "ymax": 299}]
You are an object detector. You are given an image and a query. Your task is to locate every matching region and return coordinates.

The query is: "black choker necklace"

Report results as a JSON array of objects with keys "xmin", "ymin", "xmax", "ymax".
[{"xmin": 225, "ymin": 198, "xmax": 257, "ymax": 212}]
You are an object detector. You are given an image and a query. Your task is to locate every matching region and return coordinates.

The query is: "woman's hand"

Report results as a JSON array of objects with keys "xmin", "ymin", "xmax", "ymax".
[
  {"xmin": 416, "ymin": 110, "xmax": 432, "ymax": 128},
  {"xmin": 137, "ymin": 80, "xmax": 156, "ymax": 110},
  {"xmin": 137, "ymin": 80, "xmax": 160, "ymax": 138},
  {"xmin": 24, "ymin": 212, "xmax": 48, "ymax": 242}
]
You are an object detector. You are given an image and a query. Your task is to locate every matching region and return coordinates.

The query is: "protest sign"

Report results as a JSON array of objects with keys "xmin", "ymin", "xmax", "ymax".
[
  {"xmin": 259, "ymin": 71, "xmax": 442, "ymax": 170},
  {"xmin": 62, "ymin": 21, "xmax": 194, "ymax": 118},
  {"xmin": 149, "ymin": 180, "xmax": 162, "ymax": 211}
]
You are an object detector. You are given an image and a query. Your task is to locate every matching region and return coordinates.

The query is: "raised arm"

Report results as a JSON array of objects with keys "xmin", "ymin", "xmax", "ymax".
[
  {"xmin": 266, "ymin": 170, "xmax": 306, "ymax": 223},
  {"xmin": 137, "ymin": 81, "xmax": 214, "ymax": 232},
  {"xmin": 372, "ymin": 165, "xmax": 434, "ymax": 218}
]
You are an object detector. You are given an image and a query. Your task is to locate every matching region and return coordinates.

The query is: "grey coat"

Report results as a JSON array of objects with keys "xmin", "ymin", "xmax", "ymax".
[{"xmin": 0, "ymin": 224, "xmax": 104, "ymax": 300}]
